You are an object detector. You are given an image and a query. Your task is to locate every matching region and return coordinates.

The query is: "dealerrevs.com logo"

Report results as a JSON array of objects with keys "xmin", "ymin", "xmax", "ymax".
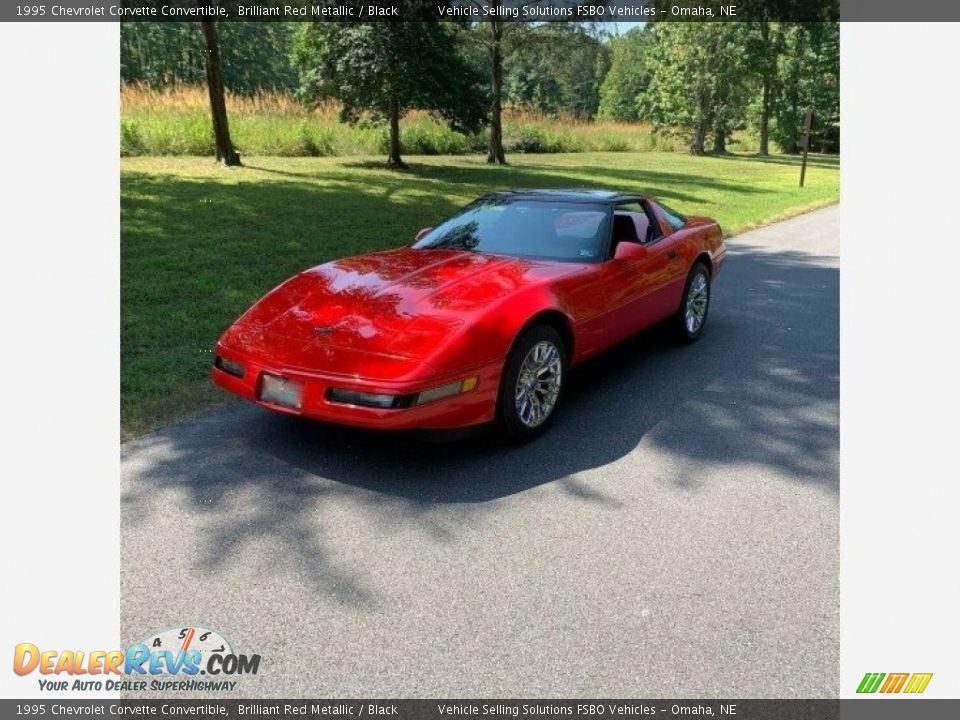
[
  {"xmin": 13, "ymin": 626, "xmax": 260, "ymax": 692},
  {"xmin": 857, "ymin": 672, "xmax": 933, "ymax": 694}
]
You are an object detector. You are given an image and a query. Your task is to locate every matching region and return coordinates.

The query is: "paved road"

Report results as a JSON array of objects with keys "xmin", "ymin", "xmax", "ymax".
[{"xmin": 121, "ymin": 206, "xmax": 839, "ymax": 697}]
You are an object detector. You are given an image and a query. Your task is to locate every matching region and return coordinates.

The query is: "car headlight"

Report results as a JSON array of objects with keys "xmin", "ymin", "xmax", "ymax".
[
  {"xmin": 326, "ymin": 376, "xmax": 478, "ymax": 409},
  {"xmin": 214, "ymin": 355, "xmax": 246, "ymax": 378},
  {"xmin": 327, "ymin": 388, "xmax": 407, "ymax": 409}
]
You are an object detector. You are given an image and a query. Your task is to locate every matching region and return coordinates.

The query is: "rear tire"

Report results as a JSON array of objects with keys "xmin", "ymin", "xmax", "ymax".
[
  {"xmin": 672, "ymin": 262, "xmax": 711, "ymax": 344},
  {"xmin": 496, "ymin": 325, "xmax": 567, "ymax": 442}
]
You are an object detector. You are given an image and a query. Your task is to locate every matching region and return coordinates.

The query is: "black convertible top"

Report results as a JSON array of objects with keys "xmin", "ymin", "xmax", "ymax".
[{"xmin": 485, "ymin": 189, "xmax": 643, "ymax": 205}]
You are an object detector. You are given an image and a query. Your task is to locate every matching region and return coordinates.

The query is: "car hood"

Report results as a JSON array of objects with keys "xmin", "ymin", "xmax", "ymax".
[{"xmin": 220, "ymin": 248, "xmax": 573, "ymax": 370}]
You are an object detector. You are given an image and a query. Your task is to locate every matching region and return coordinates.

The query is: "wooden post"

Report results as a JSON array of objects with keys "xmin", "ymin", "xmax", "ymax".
[{"xmin": 799, "ymin": 109, "xmax": 813, "ymax": 187}]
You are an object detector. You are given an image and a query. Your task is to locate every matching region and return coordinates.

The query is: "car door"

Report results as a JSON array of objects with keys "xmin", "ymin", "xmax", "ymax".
[
  {"xmin": 643, "ymin": 200, "xmax": 693, "ymax": 319},
  {"xmin": 564, "ymin": 204, "xmax": 673, "ymax": 355},
  {"xmin": 609, "ymin": 202, "xmax": 691, "ymax": 336}
]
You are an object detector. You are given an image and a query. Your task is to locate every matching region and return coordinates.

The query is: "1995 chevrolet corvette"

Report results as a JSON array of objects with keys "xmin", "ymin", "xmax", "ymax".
[{"xmin": 212, "ymin": 190, "xmax": 726, "ymax": 440}]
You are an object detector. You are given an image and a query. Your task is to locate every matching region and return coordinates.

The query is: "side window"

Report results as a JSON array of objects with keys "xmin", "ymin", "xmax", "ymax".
[
  {"xmin": 614, "ymin": 202, "xmax": 659, "ymax": 245},
  {"xmin": 657, "ymin": 202, "xmax": 686, "ymax": 232}
]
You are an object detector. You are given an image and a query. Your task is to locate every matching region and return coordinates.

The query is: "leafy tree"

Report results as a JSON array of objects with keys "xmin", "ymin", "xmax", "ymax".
[
  {"xmin": 121, "ymin": 23, "xmax": 201, "ymax": 86},
  {"xmin": 121, "ymin": 22, "xmax": 298, "ymax": 93},
  {"xmin": 708, "ymin": 24, "xmax": 753, "ymax": 154},
  {"xmin": 463, "ymin": 6, "xmax": 529, "ymax": 165},
  {"xmin": 292, "ymin": 22, "xmax": 487, "ymax": 168},
  {"xmin": 772, "ymin": 22, "xmax": 840, "ymax": 153},
  {"xmin": 743, "ymin": 20, "xmax": 785, "ymax": 156},
  {"xmin": 217, "ymin": 23, "xmax": 298, "ymax": 92},
  {"xmin": 640, "ymin": 23, "xmax": 749, "ymax": 155},
  {"xmin": 504, "ymin": 24, "xmax": 609, "ymax": 120},
  {"xmin": 464, "ymin": 13, "xmax": 607, "ymax": 163},
  {"xmin": 598, "ymin": 26, "xmax": 654, "ymax": 122}
]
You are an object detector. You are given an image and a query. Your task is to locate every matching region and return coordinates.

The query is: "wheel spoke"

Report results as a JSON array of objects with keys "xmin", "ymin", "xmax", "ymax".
[
  {"xmin": 684, "ymin": 272, "xmax": 710, "ymax": 334},
  {"xmin": 514, "ymin": 340, "xmax": 563, "ymax": 428}
]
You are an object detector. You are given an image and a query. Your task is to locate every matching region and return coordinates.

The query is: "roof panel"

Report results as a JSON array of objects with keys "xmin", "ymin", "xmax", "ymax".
[{"xmin": 484, "ymin": 189, "xmax": 641, "ymax": 204}]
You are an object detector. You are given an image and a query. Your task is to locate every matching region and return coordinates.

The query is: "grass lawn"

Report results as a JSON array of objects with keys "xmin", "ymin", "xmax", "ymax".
[{"xmin": 121, "ymin": 151, "xmax": 839, "ymax": 437}]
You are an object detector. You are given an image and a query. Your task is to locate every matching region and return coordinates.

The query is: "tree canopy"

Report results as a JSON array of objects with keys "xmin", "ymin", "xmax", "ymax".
[
  {"xmin": 292, "ymin": 22, "xmax": 488, "ymax": 167},
  {"xmin": 638, "ymin": 23, "xmax": 750, "ymax": 154},
  {"xmin": 504, "ymin": 24, "xmax": 610, "ymax": 120},
  {"xmin": 121, "ymin": 22, "xmax": 298, "ymax": 93},
  {"xmin": 122, "ymin": 19, "xmax": 841, "ymax": 162},
  {"xmin": 598, "ymin": 26, "xmax": 654, "ymax": 123}
]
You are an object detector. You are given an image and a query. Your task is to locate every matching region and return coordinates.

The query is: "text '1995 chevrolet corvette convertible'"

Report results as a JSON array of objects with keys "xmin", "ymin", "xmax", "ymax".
[{"xmin": 212, "ymin": 190, "xmax": 726, "ymax": 441}]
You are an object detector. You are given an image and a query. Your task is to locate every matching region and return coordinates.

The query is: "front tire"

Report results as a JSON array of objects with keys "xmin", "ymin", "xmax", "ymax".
[{"xmin": 497, "ymin": 325, "xmax": 566, "ymax": 442}]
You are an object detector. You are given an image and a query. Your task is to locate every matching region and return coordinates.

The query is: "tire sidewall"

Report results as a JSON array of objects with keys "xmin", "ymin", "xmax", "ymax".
[
  {"xmin": 497, "ymin": 325, "xmax": 567, "ymax": 441},
  {"xmin": 678, "ymin": 263, "xmax": 711, "ymax": 343}
]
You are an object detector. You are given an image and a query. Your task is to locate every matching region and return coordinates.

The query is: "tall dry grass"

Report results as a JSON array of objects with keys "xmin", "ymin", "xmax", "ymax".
[
  {"xmin": 123, "ymin": 84, "xmax": 321, "ymax": 117},
  {"xmin": 120, "ymin": 84, "xmax": 756, "ymax": 157}
]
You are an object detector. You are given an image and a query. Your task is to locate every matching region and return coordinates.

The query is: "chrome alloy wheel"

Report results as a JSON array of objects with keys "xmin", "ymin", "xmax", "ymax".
[
  {"xmin": 684, "ymin": 272, "xmax": 709, "ymax": 335},
  {"xmin": 514, "ymin": 340, "xmax": 563, "ymax": 428}
]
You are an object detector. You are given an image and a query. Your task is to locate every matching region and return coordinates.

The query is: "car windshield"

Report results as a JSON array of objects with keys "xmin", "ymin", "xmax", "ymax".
[{"xmin": 413, "ymin": 198, "xmax": 612, "ymax": 262}]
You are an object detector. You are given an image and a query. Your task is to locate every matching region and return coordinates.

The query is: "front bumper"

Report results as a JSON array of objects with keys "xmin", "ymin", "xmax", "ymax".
[{"xmin": 211, "ymin": 348, "xmax": 503, "ymax": 431}]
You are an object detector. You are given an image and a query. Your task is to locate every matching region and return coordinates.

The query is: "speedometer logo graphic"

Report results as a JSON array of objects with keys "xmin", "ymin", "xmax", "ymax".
[{"xmin": 140, "ymin": 626, "xmax": 233, "ymax": 671}]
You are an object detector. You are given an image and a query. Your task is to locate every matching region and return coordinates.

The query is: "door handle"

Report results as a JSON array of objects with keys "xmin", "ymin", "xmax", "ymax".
[{"xmin": 666, "ymin": 249, "xmax": 678, "ymax": 260}]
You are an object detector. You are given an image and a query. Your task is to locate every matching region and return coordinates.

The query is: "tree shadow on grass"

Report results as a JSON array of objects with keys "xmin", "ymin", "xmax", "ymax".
[
  {"xmin": 249, "ymin": 158, "xmax": 773, "ymax": 206},
  {"xmin": 121, "ymin": 237, "xmax": 838, "ymax": 602},
  {"xmin": 719, "ymin": 153, "xmax": 840, "ymax": 169}
]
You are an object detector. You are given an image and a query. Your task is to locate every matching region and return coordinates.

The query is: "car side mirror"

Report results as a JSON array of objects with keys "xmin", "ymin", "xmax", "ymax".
[
  {"xmin": 414, "ymin": 227, "xmax": 433, "ymax": 243},
  {"xmin": 613, "ymin": 241, "xmax": 646, "ymax": 261}
]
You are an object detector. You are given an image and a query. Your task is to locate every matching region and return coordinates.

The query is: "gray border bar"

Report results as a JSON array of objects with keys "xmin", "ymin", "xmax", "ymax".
[
  {"xmin": 6, "ymin": 0, "xmax": 953, "ymax": 23},
  {"xmin": 3, "ymin": 700, "xmax": 960, "ymax": 720}
]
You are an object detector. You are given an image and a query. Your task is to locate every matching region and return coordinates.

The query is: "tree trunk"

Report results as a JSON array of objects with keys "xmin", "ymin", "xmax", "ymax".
[
  {"xmin": 691, "ymin": 90, "xmax": 709, "ymax": 155},
  {"xmin": 758, "ymin": 21, "xmax": 771, "ymax": 156},
  {"xmin": 784, "ymin": 93, "xmax": 800, "ymax": 154},
  {"xmin": 387, "ymin": 94, "xmax": 406, "ymax": 169},
  {"xmin": 200, "ymin": 19, "xmax": 240, "ymax": 166},
  {"xmin": 486, "ymin": 19, "xmax": 506, "ymax": 165},
  {"xmin": 712, "ymin": 124, "xmax": 727, "ymax": 155},
  {"xmin": 691, "ymin": 123, "xmax": 707, "ymax": 155},
  {"xmin": 759, "ymin": 77, "xmax": 770, "ymax": 156},
  {"xmin": 784, "ymin": 34, "xmax": 804, "ymax": 154}
]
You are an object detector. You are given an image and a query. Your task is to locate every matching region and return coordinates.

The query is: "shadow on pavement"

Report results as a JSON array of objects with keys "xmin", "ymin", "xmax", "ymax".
[{"xmin": 122, "ymin": 242, "xmax": 838, "ymax": 599}]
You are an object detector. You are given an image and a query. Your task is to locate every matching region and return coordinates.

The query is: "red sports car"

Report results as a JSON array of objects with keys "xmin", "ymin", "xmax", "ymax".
[{"xmin": 212, "ymin": 190, "xmax": 725, "ymax": 440}]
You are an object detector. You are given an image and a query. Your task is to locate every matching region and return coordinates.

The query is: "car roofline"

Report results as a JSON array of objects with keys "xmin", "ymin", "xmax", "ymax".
[{"xmin": 482, "ymin": 189, "xmax": 647, "ymax": 205}]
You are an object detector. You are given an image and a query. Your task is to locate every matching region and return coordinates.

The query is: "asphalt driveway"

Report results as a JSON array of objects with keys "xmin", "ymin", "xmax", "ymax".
[{"xmin": 121, "ymin": 205, "xmax": 839, "ymax": 697}]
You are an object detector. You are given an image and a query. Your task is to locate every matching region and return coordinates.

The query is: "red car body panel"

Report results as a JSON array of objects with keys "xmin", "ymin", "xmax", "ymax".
[{"xmin": 212, "ymin": 195, "xmax": 725, "ymax": 430}]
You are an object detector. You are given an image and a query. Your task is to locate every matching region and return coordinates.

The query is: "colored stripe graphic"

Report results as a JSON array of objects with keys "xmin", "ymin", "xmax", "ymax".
[
  {"xmin": 880, "ymin": 673, "xmax": 909, "ymax": 693},
  {"xmin": 904, "ymin": 673, "xmax": 933, "ymax": 693},
  {"xmin": 857, "ymin": 673, "xmax": 885, "ymax": 693},
  {"xmin": 857, "ymin": 672, "xmax": 933, "ymax": 694}
]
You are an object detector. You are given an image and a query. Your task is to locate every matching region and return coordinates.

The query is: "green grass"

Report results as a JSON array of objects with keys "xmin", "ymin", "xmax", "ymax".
[{"xmin": 121, "ymin": 151, "xmax": 840, "ymax": 437}]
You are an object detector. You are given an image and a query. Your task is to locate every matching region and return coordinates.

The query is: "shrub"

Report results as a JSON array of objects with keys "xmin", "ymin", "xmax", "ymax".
[
  {"xmin": 120, "ymin": 119, "xmax": 146, "ymax": 157},
  {"xmin": 400, "ymin": 123, "xmax": 471, "ymax": 155},
  {"xmin": 297, "ymin": 123, "xmax": 335, "ymax": 157},
  {"xmin": 594, "ymin": 133, "xmax": 631, "ymax": 152},
  {"xmin": 506, "ymin": 126, "xmax": 564, "ymax": 154}
]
